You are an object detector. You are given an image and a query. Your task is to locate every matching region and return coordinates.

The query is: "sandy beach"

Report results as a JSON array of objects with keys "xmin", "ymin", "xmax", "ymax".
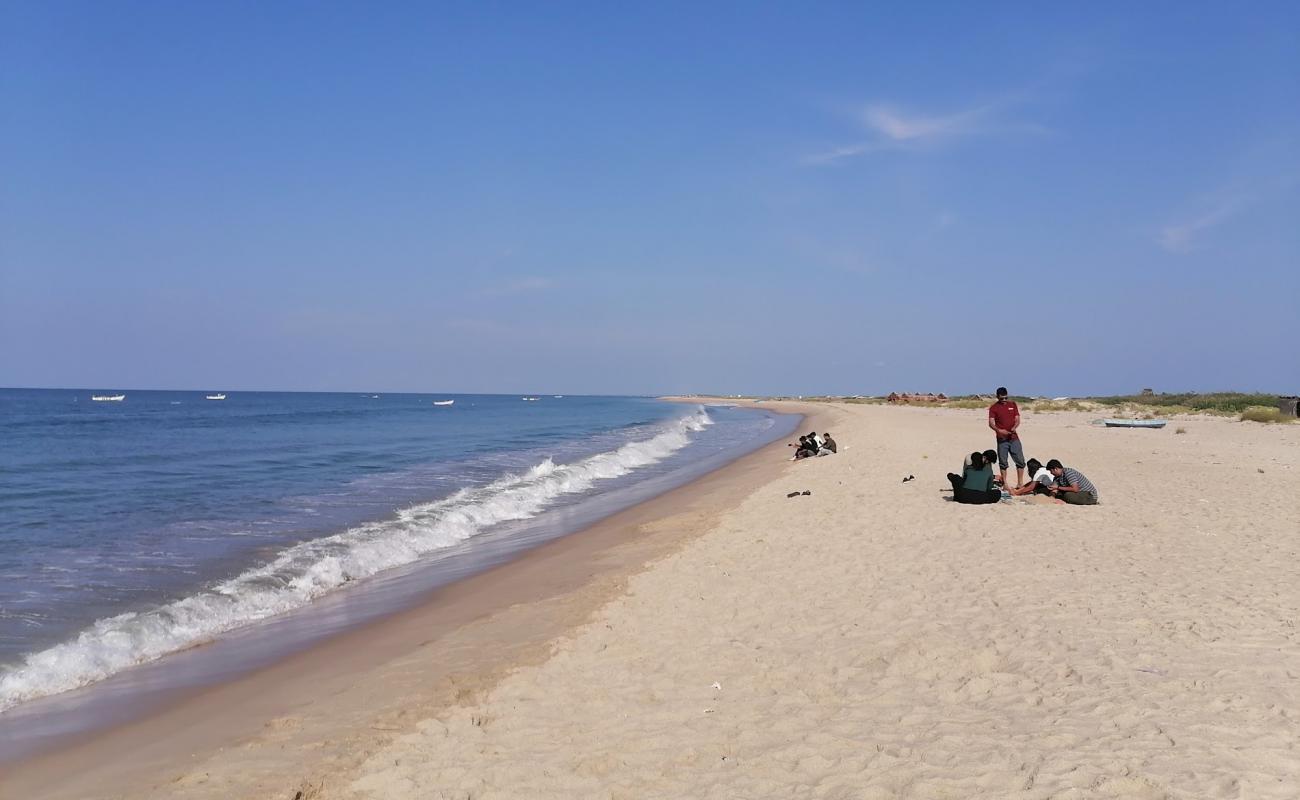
[{"xmin": 6, "ymin": 401, "xmax": 1299, "ymax": 799}]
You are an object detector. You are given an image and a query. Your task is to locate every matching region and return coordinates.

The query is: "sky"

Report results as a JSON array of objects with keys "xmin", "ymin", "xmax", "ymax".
[{"xmin": 2, "ymin": 1, "xmax": 1297, "ymax": 397}]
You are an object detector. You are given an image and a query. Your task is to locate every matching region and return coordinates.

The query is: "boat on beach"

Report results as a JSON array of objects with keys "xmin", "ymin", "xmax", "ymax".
[
  {"xmin": 433, "ymin": 399, "xmax": 454, "ymax": 406},
  {"xmin": 1102, "ymin": 418, "xmax": 1167, "ymax": 429},
  {"xmin": 91, "ymin": 394, "xmax": 125, "ymax": 402},
  {"xmin": 205, "ymin": 394, "xmax": 227, "ymax": 401}
]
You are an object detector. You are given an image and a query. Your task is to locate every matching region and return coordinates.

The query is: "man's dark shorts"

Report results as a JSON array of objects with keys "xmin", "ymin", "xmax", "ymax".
[
  {"xmin": 997, "ymin": 437, "xmax": 1025, "ymax": 470},
  {"xmin": 1059, "ymin": 490, "xmax": 1098, "ymax": 505}
]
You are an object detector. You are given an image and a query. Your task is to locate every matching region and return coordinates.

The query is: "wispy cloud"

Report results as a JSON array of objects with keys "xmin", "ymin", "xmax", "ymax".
[
  {"xmin": 803, "ymin": 93, "xmax": 1046, "ymax": 166},
  {"xmin": 863, "ymin": 104, "xmax": 991, "ymax": 143},
  {"xmin": 478, "ymin": 276, "xmax": 555, "ymax": 296},
  {"xmin": 1158, "ymin": 197, "xmax": 1245, "ymax": 252}
]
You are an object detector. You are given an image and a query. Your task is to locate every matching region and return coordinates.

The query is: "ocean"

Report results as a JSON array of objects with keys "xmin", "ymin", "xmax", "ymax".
[{"xmin": 0, "ymin": 389, "xmax": 795, "ymax": 723}]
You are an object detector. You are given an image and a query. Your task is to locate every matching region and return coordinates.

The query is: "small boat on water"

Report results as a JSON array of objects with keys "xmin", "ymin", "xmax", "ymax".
[
  {"xmin": 91, "ymin": 394, "xmax": 126, "ymax": 402},
  {"xmin": 1102, "ymin": 418, "xmax": 1167, "ymax": 429},
  {"xmin": 433, "ymin": 399, "xmax": 455, "ymax": 406},
  {"xmin": 205, "ymin": 394, "xmax": 227, "ymax": 401},
  {"xmin": 521, "ymin": 397, "xmax": 539, "ymax": 401}
]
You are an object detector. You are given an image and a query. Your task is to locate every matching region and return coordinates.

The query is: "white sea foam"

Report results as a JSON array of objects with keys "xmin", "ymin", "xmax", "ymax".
[{"xmin": 0, "ymin": 407, "xmax": 712, "ymax": 712}]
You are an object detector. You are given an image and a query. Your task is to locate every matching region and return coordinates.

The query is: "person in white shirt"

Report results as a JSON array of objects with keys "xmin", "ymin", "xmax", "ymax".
[{"xmin": 1009, "ymin": 458, "xmax": 1054, "ymax": 496}]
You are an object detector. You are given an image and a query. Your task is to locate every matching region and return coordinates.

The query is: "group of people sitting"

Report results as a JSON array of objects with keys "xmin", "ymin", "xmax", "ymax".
[
  {"xmin": 947, "ymin": 451, "xmax": 1099, "ymax": 505},
  {"xmin": 791, "ymin": 431, "xmax": 837, "ymax": 460}
]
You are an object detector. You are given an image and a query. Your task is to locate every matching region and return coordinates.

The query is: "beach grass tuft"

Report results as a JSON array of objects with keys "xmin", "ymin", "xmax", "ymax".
[{"xmin": 1239, "ymin": 406, "xmax": 1294, "ymax": 424}]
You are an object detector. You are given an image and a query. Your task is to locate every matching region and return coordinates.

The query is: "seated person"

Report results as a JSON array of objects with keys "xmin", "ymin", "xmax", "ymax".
[
  {"xmin": 962, "ymin": 449, "xmax": 1001, "ymax": 483},
  {"xmin": 792, "ymin": 436, "xmax": 817, "ymax": 459},
  {"xmin": 1009, "ymin": 458, "xmax": 1054, "ymax": 496},
  {"xmin": 947, "ymin": 452, "xmax": 1002, "ymax": 504},
  {"xmin": 819, "ymin": 432, "xmax": 837, "ymax": 454},
  {"xmin": 1045, "ymin": 459, "xmax": 1099, "ymax": 505}
]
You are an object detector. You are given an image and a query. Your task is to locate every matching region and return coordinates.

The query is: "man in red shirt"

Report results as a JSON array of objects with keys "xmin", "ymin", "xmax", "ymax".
[{"xmin": 988, "ymin": 386, "xmax": 1025, "ymax": 488}]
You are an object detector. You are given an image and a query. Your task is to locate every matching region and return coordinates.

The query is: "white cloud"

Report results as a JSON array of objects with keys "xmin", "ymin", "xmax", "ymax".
[
  {"xmin": 803, "ymin": 93, "xmax": 1045, "ymax": 166},
  {"xmin": 863, "ymin": 104, "xmax": 990, "ymax": 142},
  {"xmin": 1158, "ymin": 198, "xmax": 1245, "ymax": 252},
  {"xmin": 801, "ymin": 142, "xmax": 883, "ymax": 166}
]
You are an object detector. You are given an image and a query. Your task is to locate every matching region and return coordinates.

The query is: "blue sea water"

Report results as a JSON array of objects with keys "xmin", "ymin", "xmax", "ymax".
[{"xmin": 0, "ymin": 389, "xmax": 792, "ymax": 713}]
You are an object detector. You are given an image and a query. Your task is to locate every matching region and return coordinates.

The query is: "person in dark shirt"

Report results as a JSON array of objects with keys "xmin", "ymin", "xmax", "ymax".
[
  {"xmin": 791, "ymin": 436, "xmax": 816, "ymax": 459},
  {"xmin": 948, "ymin": 452, "xmax": 1002, "ymax": 504},
  {"xmin": 820, "ymin": 433, "xmax": 837, "ymax": 454},
  {"xmin": 962, "ymin": 449, "xmax": 999, "ymax": 480}
]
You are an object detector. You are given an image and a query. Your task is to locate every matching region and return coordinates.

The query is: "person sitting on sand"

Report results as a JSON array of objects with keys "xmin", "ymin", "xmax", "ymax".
[
  {"xmin": 963, "ymin": 449, "xmax": 1000, "ymax": 481},
  {"xmin": 947, "ymin": 452, "xmax": 1001, "ymax": 504},
  {"xmin": 1045, "ymin": 459, "xmax": 1099, "ymax": 505},
  {"xmin": 819, "ymin": 432, "xmax": 837, "ymax": 454},
  {"xmin": 1008, "ymin": 458, "xmax": 1054, "ymax": 496},
  {"xmin": 791, "ymin": 436, "xmax": 817, "ymax": 460}
]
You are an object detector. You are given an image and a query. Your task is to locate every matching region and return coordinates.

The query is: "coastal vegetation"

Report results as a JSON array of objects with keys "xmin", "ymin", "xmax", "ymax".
[
  {"xmin": 1087, "ymin": 392, "xmax": 1279, "ymax": 414},
  {"xmin": 704, "ymin": 392, "xmax": 1294, "ymax": 423},
  {"xmin": 1239, "ymin": 406, "xmax": 1294, "ymax": 424},
  {"xmin": 791, "ymin": 392, "xmax": 1293, "ymax": 422}
]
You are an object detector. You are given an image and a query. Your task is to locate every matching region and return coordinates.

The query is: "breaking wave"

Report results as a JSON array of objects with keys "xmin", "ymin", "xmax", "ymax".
[{"xmin": 0, "ymin": 407, "xmax": 713, "ymax": 712}]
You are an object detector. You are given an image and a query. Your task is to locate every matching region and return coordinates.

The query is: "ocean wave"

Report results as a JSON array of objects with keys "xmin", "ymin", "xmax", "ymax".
[{"xmin": 0, "ymin": 407, "xmax": 712, "ymax": 712}]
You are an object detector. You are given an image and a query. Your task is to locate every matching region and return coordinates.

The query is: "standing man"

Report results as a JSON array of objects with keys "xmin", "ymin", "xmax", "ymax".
[{"xmin": 988, "ymin": 387, "xmax": 1025, "ymax": 488}]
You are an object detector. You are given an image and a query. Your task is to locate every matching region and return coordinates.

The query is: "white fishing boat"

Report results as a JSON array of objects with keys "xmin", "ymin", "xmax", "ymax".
[
  {"xmin": 521, "ymin": 396, "xmax": 539, "ymax": 401},
  {"xmin": 433, "ymin": 399, "xmax": 455, "ymax": 406},
  {"xmin": 205, "ymin": 393, "xmax": 227, "ymax": 401},
  {"xmin": 1102, "ymin": 418, "xmax": 1167, "ymax": 429},
  {"xmin": 91, "ymin": 394, "xmax": 125, "ymax": 402},
  {"xmin": 553, "ymin": 395, "xmax": 564, "ymax": 398}
]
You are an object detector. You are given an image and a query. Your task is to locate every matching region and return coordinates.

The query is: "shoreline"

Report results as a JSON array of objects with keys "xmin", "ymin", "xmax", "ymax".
[
  {"xmin": 1, "ymin": 400, "xmax": 830, "ymax": 799},
  {"xmin": 10, "ymin": 400, "xmax": 1293, "ymax": 798}
]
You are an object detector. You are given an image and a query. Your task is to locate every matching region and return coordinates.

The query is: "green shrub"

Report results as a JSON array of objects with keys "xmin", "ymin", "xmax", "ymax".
[{"xmin": 1091, "ymin": 392, "xmax": 1278, "ymax": 413}]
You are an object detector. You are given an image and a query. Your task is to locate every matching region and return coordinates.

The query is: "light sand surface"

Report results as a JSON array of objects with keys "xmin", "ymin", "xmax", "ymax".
[
  {"xmin": 339, "ymin": 404, "xmax": 1299, "ymax": 800},
  {"xmin": 7, "ymin": 403, "xmax": 1299, "ymax": 799}
]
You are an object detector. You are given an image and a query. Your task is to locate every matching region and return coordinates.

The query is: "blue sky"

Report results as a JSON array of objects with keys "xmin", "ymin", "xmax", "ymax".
[{"xmin": 2, "ymin": 1, "xmax": 1297, "ymax": 396}]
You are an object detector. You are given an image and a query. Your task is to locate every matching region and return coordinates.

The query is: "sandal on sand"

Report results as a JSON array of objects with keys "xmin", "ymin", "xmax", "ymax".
[{"xmin": 902, "ymin": 475, "xmax": 915, "ymax": 483}]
